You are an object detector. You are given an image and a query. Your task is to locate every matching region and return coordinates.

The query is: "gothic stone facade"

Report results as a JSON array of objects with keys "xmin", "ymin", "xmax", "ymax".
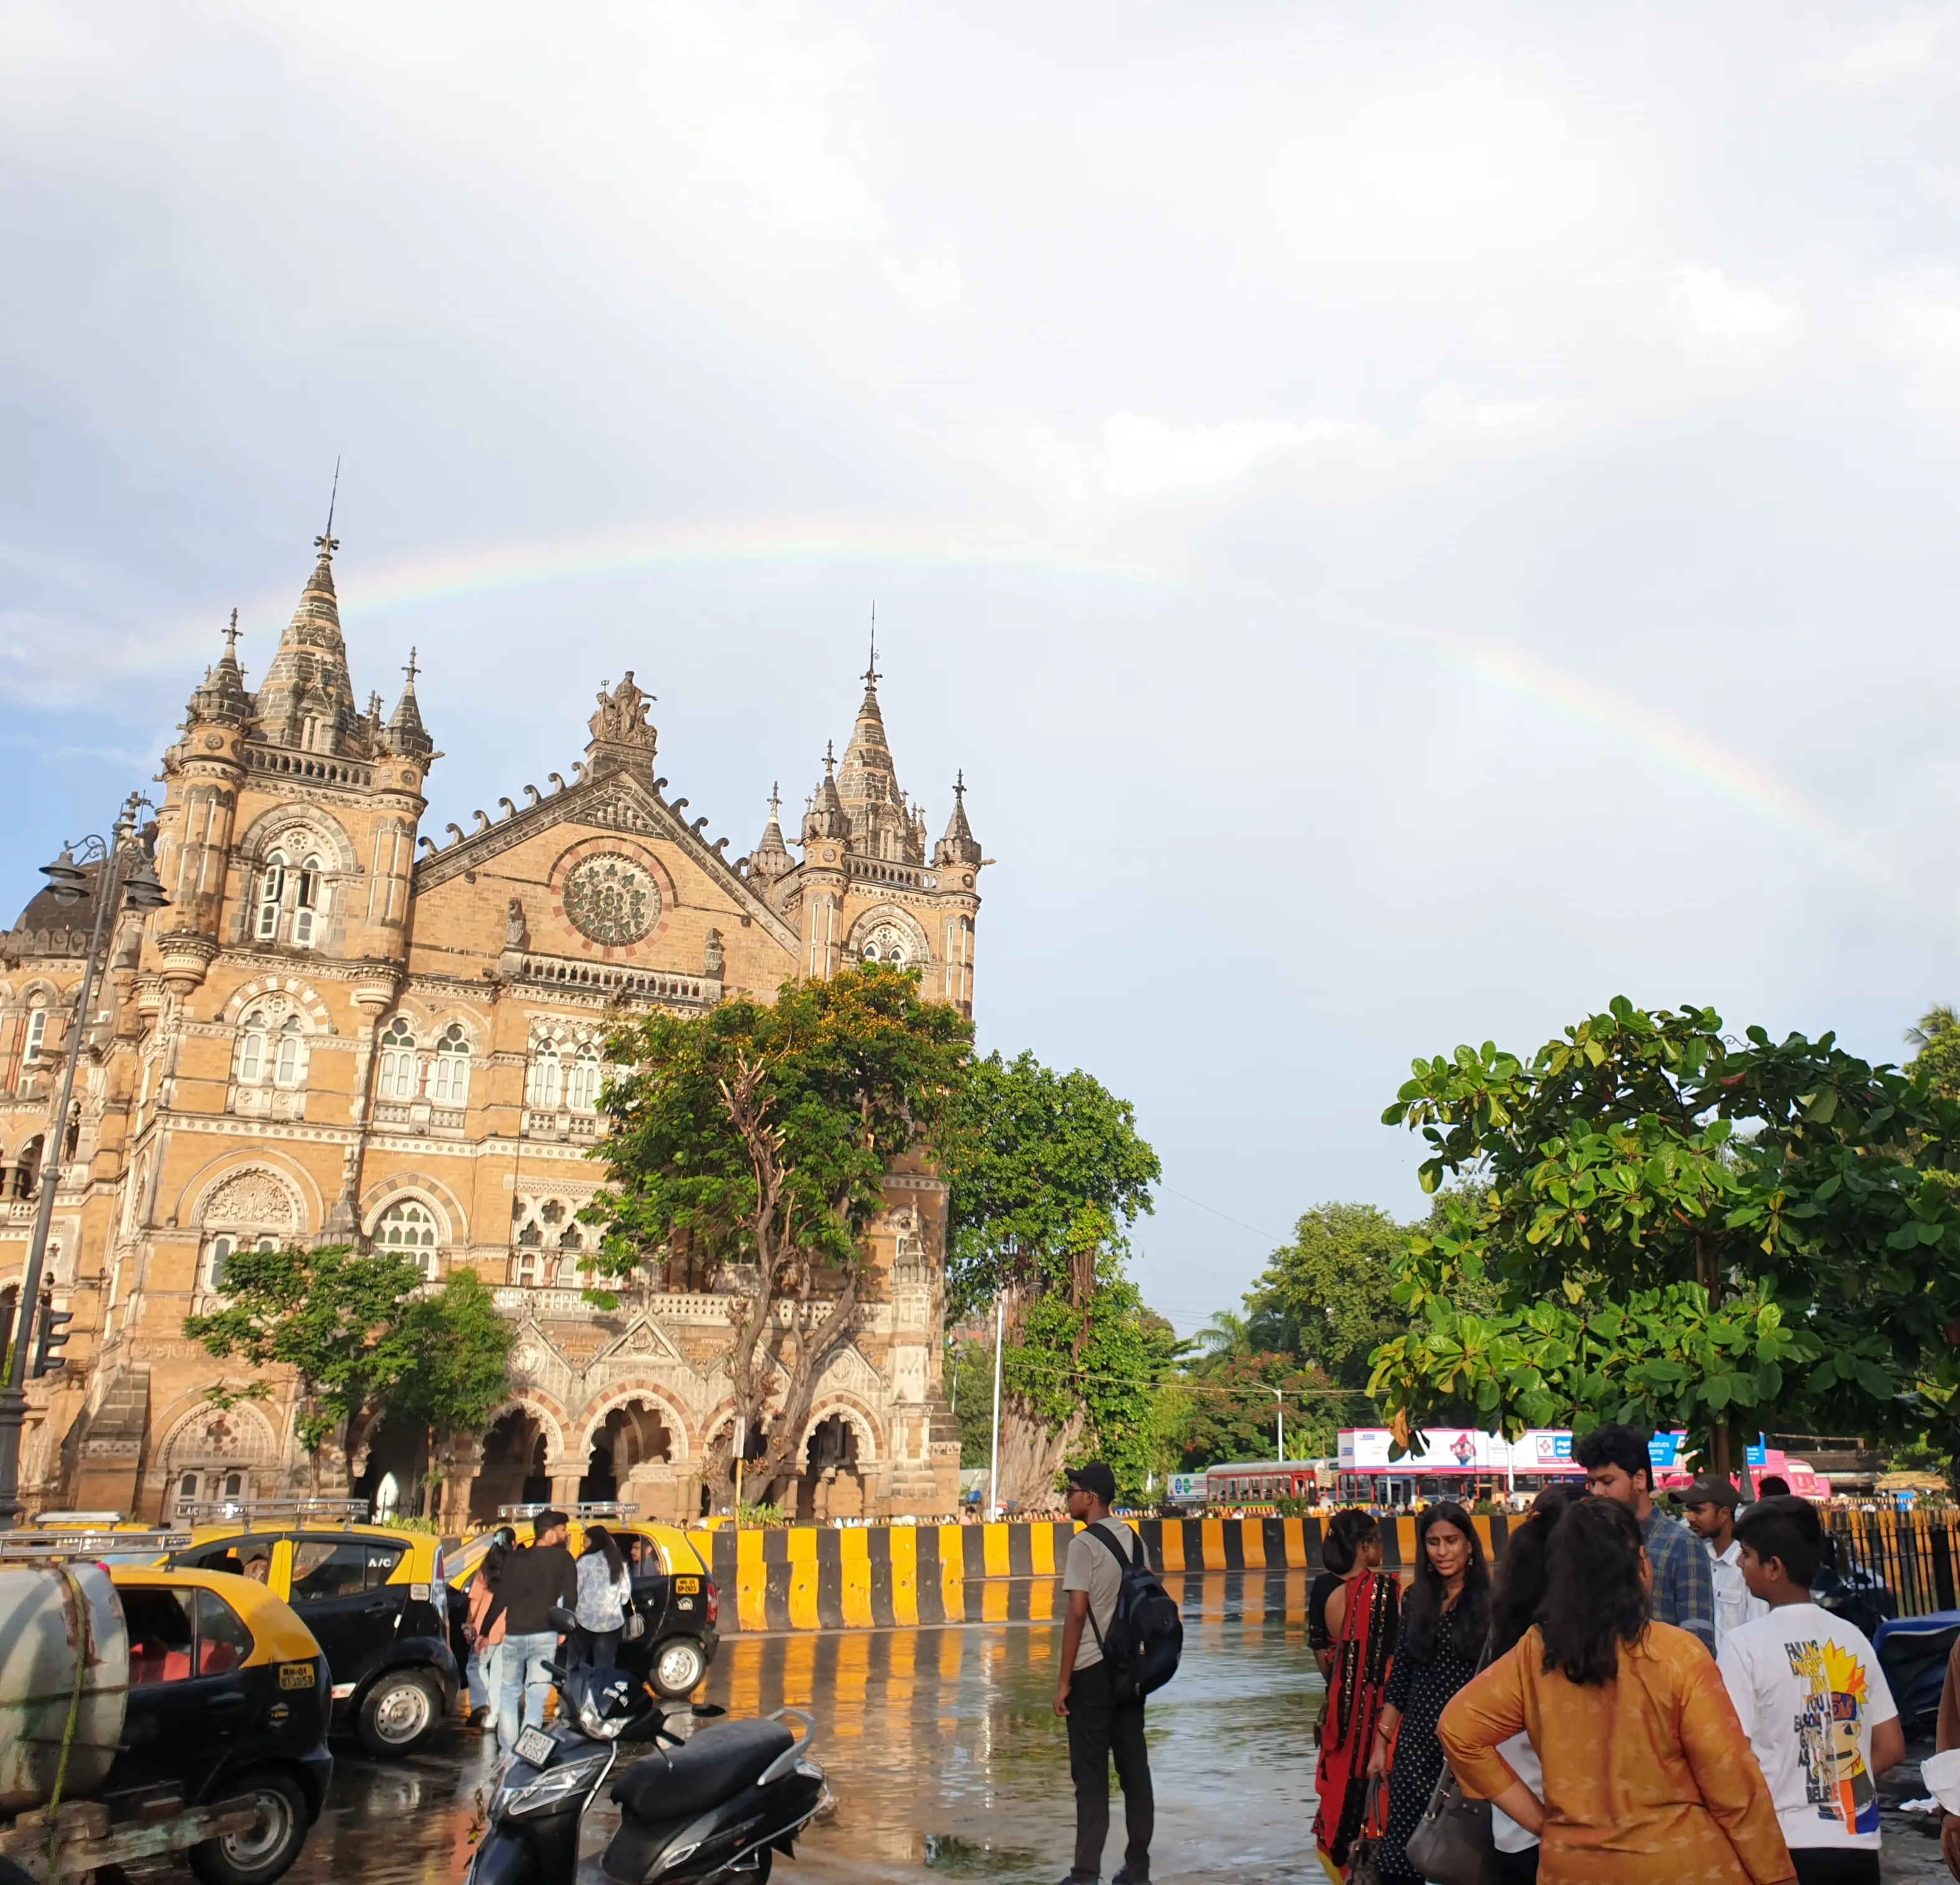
[{"xmin": 0, "ymin": 537, "xmax": 985, "ymax": 1525}]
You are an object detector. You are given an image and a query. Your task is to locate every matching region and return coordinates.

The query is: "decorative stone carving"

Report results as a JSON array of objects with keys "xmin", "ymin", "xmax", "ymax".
[
  {"xmin": 588, "ymin": 673, "xmax": 656, "ymax": 750},
  {"xmin": 202, "ymin": 1169, "xmax": 300, "ymax": 1230},
  {"xmin": 703, "ymin": 928, "xmax": 724, "ymax": 978},
  {"xmin": 505, "ymin": 899, "xmax": 530, "ymax": 951},
  {"xmin": 563, "ymin": 853, "xmax": 659, "ymax": 946}
]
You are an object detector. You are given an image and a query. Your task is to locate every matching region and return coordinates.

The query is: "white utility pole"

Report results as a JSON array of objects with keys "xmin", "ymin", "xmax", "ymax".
[
  {"xmin": 1274, "ymin": 1390, "xmax": 1285, "ymax": 1466},
  {"xmin": 987, "ymin": 1295, "xmax": 1005, "ymax": 1521}
]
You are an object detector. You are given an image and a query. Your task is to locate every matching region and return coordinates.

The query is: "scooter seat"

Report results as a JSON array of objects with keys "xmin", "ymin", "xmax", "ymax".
[{"xmin": 610, "ymin": 1718, "xmax": 795, "ymax": 1822}]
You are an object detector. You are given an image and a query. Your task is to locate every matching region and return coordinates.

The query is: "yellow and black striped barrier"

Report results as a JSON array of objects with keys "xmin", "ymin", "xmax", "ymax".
[{"xmin": 686, "ymin": 1512, "xmax": 1518, "ymax": 1634}]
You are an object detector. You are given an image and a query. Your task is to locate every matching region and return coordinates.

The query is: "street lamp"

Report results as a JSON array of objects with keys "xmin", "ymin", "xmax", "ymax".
[{"xmin": 0, "ymin": 793, "xmax": 166, "ymax": 1525}]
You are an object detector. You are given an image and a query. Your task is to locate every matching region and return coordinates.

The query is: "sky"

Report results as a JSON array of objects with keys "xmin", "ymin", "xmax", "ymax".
[{"xmin": 6, "ymin": 5, "xmax": 1960, "ymax": 1333}]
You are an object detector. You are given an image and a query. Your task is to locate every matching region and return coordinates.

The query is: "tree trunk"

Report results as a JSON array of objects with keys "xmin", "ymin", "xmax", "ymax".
[{"xmin": 994, "ymin": 1400, "xmax": 1084, "ymax": 1510}]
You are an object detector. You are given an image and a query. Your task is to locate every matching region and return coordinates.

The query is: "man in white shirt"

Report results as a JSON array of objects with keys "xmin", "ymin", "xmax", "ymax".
[
  {"xmin": 1718, "ymin": 1495, "xmax": 1903, "ymax": 1885},
  {"xmin": 1681, "ymin": 1476, "xmax": 1768, "ymax": 1649}
]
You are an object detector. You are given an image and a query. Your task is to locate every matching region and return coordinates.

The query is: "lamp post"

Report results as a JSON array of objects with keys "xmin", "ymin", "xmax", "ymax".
[
  {"xmin": 1271, "ymin": 1388, "xmax": 1285, "ymax": 1466},
  {"xmin": 986, "ymin": 1294, "xmax": 1005, "ymax": 1523},
  {"xmin": 0, "ymin": 794, "xmax": 166, "ymax": 1525}
]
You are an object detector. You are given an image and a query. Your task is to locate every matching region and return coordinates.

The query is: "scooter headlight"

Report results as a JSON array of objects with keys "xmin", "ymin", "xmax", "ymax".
[
  {"xmin": 498, "ymin": 1753, "xmax": 611, "ymax": 1818},
  {"xmin": 574, "ymin": 1676, "xmax": 635, "ymax": 1740}
]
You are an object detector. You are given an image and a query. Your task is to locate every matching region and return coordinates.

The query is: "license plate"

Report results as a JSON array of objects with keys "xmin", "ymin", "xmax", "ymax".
[
  {"xmin": 410, "ymin": 1583, "xmax": 431, "ymax": 1601},
  {"xmin": 514, "ymin": 1727, "xmax": 556, "ymax": 1767},
  {"xmin": 676, "ymin": 1577, "xmax": 700, "ymax": 1593},
  {"xmin": 279, "ymin": 1662, "xmax": 315, "ymax": 1690}
]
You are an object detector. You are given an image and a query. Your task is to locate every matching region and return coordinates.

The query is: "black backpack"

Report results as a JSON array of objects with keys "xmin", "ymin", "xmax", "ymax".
[{"xmin": 1083, "ymin": 1523, "xmax": 1184, "ymax": 1702}]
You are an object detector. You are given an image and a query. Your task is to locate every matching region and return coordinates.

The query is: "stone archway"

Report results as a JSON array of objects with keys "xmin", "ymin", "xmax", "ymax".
[
  {"xmin": 578, "ymin": 1399, "xmax": 674, "ymax": 1504},
  {"xmin": 795, "ymin": 1411, "xmax": 865, "ymax": 1522},
  {"xmin": 158, "ymin": 1399, "xmax": 280, "ymax": 1520},
  {"xmin": 470, "ymin": 1408, "xmax": 553, "ymax": 1522}
]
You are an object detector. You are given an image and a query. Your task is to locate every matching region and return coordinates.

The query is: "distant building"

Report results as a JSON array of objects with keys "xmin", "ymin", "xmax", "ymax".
[{"xmin": 0, "ymin": 530, "xmax": 985, "ymax": 1523}]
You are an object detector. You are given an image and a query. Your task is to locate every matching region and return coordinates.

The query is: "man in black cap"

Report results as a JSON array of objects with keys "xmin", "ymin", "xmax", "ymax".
[
  {"xmin": 1053, "ymin": 1462, "xmax": 1151, "ymax": 1885},
  {"xmin": 1680, "ymin": 1477, "xmax": 1765, "ymax": 1650}
]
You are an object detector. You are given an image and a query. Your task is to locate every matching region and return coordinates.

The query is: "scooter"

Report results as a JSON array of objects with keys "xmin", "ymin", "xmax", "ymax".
[{"xmin": 466, "ymin": 1611, "xmax": 826, "ymax": 1885}]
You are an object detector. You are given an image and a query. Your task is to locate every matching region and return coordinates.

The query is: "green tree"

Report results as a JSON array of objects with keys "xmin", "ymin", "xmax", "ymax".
[
  {"xmin": 1193, "ymin": 1308, "xmax": 1256, "ymax": 1362},
  {"xmin": 940, "ymin": 1050, "xmax": 1165, "ymax": 1504},
  {"xmin": 184, "ymin": 1244, "xmax": 430, "ymax": 1487},
  {"xmin": 382, "ymin": 1269, "xmax": 515, "ymax": 1520},
  {"xmin": 1246, "ymin": 1202, "xmax": 1408, "ymax": 1398},
  {"xmin": 1174, "ymin": 1353, "xmax": 1339, "ymax": 1470},
  {"xmin": 1371, "ymin": 998, "xmax": 1960, "ymax": 1477},
  {"xmin": 1909, "ymin": 1004, "xmax": 1960, "ymax": 1102},
  {"xmin": 584, "ymin": 962, "xmax": 972, "ymax": 1507}
]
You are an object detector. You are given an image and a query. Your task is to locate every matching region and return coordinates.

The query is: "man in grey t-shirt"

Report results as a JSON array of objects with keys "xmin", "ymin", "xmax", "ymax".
[{"xmin": 1054, "ymin": 1462, "xmax": 1152, "ymax": 1885}]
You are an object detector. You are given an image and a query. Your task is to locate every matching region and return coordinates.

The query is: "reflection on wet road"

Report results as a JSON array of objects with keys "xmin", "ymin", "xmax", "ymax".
[{"xmin": 286, "ymin": 1572, "xmax": 1325, "ymax": 1885}]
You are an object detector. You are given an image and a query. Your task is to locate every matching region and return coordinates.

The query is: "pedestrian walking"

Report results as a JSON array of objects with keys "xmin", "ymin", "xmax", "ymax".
[
  {"xmin": 1576, "ymin": 1422, "xmax": 1716, "ymax": 1652},
  {"xmin": 494, "ymin": 1509, "xmax": 577, "ymax": 1753},
  {"xmin": 1438, "ymin": 1495, "xmax": 1794, "ymax": 1884},
  {"xmin": 1312, "ymin": 1508, "xmax": 1398, "ymax": 1878},
  {"xmin": 464, "ymin": 1525, "xmax": 515, "ymax": 1729},
  {"xmin": 1364, "ymin": 1500, "xmax": 1489, "ymax": 1884},
  {"xmin": 1480, "ymin": 1482, "xmax": 1583, "ymax": 1883},
  {"xmin": 1053, "ymin": 1462, "xmax": 1152, "ymax": 1885},
  {"xmin": 568, "ymin": 1523, "xmax": 633, "ymax": 1669},
  {"xmin": 1682, "ymin": 1478, "xmax": 1768, "ymax": 1650},
  {"xmin": 1718, "ymin": 1495, "xmax": 1902, "ymax": 1885}
]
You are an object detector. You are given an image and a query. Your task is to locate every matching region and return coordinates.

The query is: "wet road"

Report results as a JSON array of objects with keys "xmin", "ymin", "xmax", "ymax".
[{"xmin": 279, "ymin": 1573, "xmax": 1953, "ymax": 1884}]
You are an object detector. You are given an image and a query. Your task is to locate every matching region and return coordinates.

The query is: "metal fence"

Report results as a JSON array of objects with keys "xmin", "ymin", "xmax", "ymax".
[{"xmin": 1825, "ymin": 1508, "xmax": 1960, "ymax": 1616}]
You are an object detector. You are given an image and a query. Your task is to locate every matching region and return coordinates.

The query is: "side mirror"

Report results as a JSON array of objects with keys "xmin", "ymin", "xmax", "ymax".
[{"xmin": 548, "ymin": 1604, "xmax": 578, "ymax": 1632}]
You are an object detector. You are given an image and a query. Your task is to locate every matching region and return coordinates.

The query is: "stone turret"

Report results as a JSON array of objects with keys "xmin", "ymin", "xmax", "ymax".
[
  {"xmin": 386, "ymin": 648, "xmax": 434, "ymax": 763},
  {"xmin": 186, "ymin": 612, "xmax": 250, "ymax": 727},
  {"xmin": 252, "ymin": 532, "xmax": 359, "ymax": 755},
  {"xmin": 935, "ymin": 772, "xmax": 982, "ymax": 868},
  {"xmin": 747, "ymin": 785, "xmax": 794, "ymax": 886},
  {"xmin": 834, "ymin": 640, "xmax": 921, "ymax": 864},
  {"xmin": 802, "ymin": 745, "xmax": 851, "ymax": 845}
]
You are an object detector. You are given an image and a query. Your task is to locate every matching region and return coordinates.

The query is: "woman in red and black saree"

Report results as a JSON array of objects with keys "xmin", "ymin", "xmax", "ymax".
[{"xmin": 1314, "ymin": 1510, "xmax": 1400, "ymax": 1879}]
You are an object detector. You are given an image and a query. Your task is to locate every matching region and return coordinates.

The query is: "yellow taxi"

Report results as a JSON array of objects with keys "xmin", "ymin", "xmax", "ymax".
[
  {"xmin": 168, "ymin": 1502, "xmax": 457, "ymax": 1756},
  {"xmin": 448, "ymin": 1502, "xmax": 719, "ymax": 1697},
  {"xmin": 103, "ymin": 1560, "xmax": 333, "ymax": 1885}
]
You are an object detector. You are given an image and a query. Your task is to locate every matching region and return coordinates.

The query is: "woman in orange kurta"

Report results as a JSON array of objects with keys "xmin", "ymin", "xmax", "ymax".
[{"xmin": 1438, "ymin": 1496, "xmax": 1792, "ymax": 1885}]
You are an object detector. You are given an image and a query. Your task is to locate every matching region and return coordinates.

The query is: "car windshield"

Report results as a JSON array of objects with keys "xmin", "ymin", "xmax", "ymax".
[{"xmin": 290, "ymin": 1540, "xmax": 404, "ymax": 1601}]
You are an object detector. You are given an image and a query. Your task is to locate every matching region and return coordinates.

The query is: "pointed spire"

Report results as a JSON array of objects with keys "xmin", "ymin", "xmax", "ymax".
[
  {"xmin": 803, "ymin": 743, "xmax": 851, "ymax": 845},
  {"xmin": 935, "ymin": 769, "xmax": 982, "ymax": 868},
  {"xmin": 748, "ymin": 782, "xmax": 793, "ymax": 885},
  {"xmin": 186, "ymin": 608, "xmax": 248, "ymax": 725},
  {"xmin": 835, "ymin": 625, "xmax": 920, "ymax": 863},
  {"xmin": 385, "ymin": 645, "xmax": 434, "ymax": 762},
  {"xmin": 254, "ymin": 520, "xmax": 355, "ymax": 752}
]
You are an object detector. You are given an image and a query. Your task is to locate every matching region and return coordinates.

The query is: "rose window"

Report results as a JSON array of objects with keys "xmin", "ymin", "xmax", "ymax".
[{"xmin": 563, "ymin": 853, "xmax": 659, "ymax": 945}]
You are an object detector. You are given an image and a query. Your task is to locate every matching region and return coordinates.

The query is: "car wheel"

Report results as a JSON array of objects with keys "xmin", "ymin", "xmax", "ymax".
[
  {"xmin": 189, "ymin": 1768, "xmax": 309, "ymax": 1885},
  {"xmin": 651, "ymin": 1636, "xmax": 707, "ymax": 1697},
  {"xmin": 356, "ymin": 1668, "xmax": 441, "ymax": 1755}
]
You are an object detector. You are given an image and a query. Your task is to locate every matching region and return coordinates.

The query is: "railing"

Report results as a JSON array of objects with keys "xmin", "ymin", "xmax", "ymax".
[
  {"xmin": 848, "ymin": 858, "xmax": 935, "ymax": 890},
  {"xmin": 244, "ymin": 745, "xmax": 374, "ymax": 788},
  {"xmin": 522, "ymin": 1109, "xmax": 604, "ymax": 1140},
  {"xmin": 514, "ymin": 954, "xmax": 708, "ymax": 1004},
  {"xmin": 1826, "ymin": 1508, "xmax": 1960, "ymax": 1614}
]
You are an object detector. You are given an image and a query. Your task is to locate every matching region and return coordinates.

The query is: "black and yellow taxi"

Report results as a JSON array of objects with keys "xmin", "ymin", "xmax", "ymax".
[
  {"xmin": 102, "ymin": 1560, "xmax": 333, "ymax": 1885},
  {"xmin": 169, "ymin": 1504, "xmax": 458, "ymax": 1756},
  {"xmin": 447, "ymin": 1503, "xmax": 720, "ymax": 1697}
]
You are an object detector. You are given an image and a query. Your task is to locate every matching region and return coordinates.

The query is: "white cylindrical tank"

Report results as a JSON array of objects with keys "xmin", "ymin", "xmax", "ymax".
[{"xmin": 0, "ymin": 1565, "xmax": 130, "ymax": 1812}]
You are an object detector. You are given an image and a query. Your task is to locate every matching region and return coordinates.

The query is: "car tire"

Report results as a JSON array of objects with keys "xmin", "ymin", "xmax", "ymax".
[
  {"xmin": 189, "ymin": 1768, "xmax": 309, "ymax": 1885},
  {"xmin": 356, "ymin": 1668, "xmax": 441, "ymax": 1756},
  {"xmin": 650, "ymin": 1636, "xmax": 707, "ymax": 1698}
]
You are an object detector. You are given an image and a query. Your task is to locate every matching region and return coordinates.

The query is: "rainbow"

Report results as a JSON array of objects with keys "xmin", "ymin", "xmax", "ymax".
[
  {"xmin": 1457, "ymin": 643, "xmax": 1944, "ymax": 924},
  {"xmin": 332, "ymin": 516, "xmax": 1164, "ymax": 621}
]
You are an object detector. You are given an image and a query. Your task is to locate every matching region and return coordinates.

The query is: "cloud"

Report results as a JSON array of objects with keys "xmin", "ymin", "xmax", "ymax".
[
  {"xmin": 881, "ymin": 243, "xmax": 963, "ymax": 315},
  {"xmin": 1800, "ymin": 12, "xmax": 1952, "ymax": 86},
  {"xmin": 1669, "ymin": 267, "xmax": 1794, "ymax": 343}
]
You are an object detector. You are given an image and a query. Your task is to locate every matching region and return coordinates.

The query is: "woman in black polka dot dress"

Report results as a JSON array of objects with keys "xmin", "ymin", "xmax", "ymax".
[{"xmin": 1364, "ymin": 1502, "xmax": 1490, "ymax": 1883}]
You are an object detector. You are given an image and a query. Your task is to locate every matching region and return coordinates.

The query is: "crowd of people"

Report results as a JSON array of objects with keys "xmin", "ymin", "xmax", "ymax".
[{"xmin": 1300, "ymin": 1423, "xmax": 1903, "ymax": 1885}]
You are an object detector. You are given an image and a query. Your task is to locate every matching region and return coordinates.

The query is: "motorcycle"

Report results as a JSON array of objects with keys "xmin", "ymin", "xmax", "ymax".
[{"xmin": 466, "ymin": 1611, "xmax": 826, "ymax": 1885}]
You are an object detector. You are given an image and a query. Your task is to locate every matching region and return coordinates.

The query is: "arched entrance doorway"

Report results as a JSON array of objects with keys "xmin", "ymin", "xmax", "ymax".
[
  {"xmin": 579, "ymin": 1401, "xmax": 674, "ymax": 1503},
  {"xmin": 471, "ymin": 1409, "xmax": 552, "ymax": 1522},
  {"xmin": 796, "ymin": 1413, "xmax": 864, "ymax": 1521}
]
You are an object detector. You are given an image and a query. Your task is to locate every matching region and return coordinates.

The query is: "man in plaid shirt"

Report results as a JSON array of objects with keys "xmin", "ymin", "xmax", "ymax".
[{"xmin": 1576, "ymin": 1422, "xmax": 1716, "ymax": 1653}]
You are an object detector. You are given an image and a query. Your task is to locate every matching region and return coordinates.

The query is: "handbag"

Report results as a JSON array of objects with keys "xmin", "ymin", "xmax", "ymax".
[
  {"xmin": 623, "ymin": 1609, "xmax": 646, "ymax": 1641},
  {"xmin": 1344, "ymin": 1778, "xmax": 1390, "ymax": 1885}
]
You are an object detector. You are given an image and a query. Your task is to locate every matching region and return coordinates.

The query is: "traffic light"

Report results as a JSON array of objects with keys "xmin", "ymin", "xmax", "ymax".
[{"xmin": 31, "ymin": 1298, "xmax": 71, "ymax": 1378}]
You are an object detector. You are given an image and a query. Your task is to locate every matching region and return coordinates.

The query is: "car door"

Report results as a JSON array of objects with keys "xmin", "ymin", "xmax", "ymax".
[
  {"xmin": 286, "ymin": 1536, "xmax": 406, "ymax": 1696},
  {"xmin": 110, "ymin": 1583, "xmax": 258, "ymax": 1803}
]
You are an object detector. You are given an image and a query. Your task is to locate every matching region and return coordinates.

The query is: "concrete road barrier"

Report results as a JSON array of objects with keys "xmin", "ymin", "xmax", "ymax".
[{"xmin": 685, "ymin": 1512, "xmax": 1517, "ymax": 1633}]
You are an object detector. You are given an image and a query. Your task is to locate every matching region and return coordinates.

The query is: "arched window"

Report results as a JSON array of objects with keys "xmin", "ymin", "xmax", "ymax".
[
  {"xmin": 565, "ymin": 1045, "xmax": 601, "ymax": 1114},
  {"xmin": 205, "ymin": 1233, "xmax": 274, "ymax": 1293},
  {"xmin": 375, "ymin": 1199, "xmax": 440, "ymax": 1276},
  {"xmin": 526, "ymin": 1045, "xmax": 563, "ymax": 1110},
  {"xmin": 256, "ymin": 852, "xmax": 287, "ymax": 942},
  {"xmin": 511, "ymin": 1251, "xmax": 543, "ymax": 1287},
  {"xmin": 10, "ymin": 1137, "xmax": 43, "ymax": 1202},
  {"xmin": 22, "ymin": 1009, "xmax": 47, "ymax": 1067},
  {"xmin": 292, "ymin": 855, "xmax": 325, "ymax": 948},
  {"xmin": 376, "ymin": 1018, "xmax": 418, "ymax": 1100},
  {"xmin": 236, "ymin": 1012, "xmax": 267, "ymax": 1084},
  {"xmin": 428, "ymin": 1024, "xmax": 471, "ymax": 1105},
  {"xmin": 272, "ymin": 1017, "xmax": 304, "ymax": 1088}
]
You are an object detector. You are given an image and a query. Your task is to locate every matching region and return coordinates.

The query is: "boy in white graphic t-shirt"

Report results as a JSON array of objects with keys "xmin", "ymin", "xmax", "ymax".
[{"xmin": 1716, "ymin": 1495, "xmax": 1904, "ymax": 1885}]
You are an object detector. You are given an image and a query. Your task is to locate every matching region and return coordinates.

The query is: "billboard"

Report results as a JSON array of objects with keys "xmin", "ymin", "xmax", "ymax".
[{"xmin": 1336, "ymin": 1429, "xmax": 1587, "ymax": 1473}]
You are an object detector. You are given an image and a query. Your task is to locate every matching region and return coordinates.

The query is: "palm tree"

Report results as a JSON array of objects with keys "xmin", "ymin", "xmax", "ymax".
[
  {"xmin": 1907, "ymin": 1004, "xmax": 1960, "ymax": 1051},
  {"xmin": 1194, "ymin": 1308, "xmax": 1254, "ymax": 1363}
]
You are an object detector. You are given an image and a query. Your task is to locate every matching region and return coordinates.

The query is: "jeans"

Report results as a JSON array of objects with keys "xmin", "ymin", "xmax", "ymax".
[
  {"xmin": 1063, "ymin": 1659, "xmax": 1152, "ymax": 1881},
  {"xmin": 497, "ymin": 1631, "xmax": 558, "ymax": 1752},
  {"xmin": 465, "ymin": 1643, "xmax": 491, "ymax": 1712},
  {"xmin": 1789, "ymin": 1853, "xmax": 1880, "ymax": 1885},
  {"xmin": 566, "ymin": 1626, "xmax": 623, "ymax": 1670}
]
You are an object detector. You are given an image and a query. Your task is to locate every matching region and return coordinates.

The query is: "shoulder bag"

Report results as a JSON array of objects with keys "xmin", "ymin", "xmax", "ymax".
[{"xmin": 1344, "ymin": 1778, "xmax": 1391, "ymax": 1885}]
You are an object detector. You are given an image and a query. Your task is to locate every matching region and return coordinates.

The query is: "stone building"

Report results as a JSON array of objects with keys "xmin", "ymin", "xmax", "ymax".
[{"xmin": 0, "ymin": 531, "xmax": 984, "ymax": 1525}]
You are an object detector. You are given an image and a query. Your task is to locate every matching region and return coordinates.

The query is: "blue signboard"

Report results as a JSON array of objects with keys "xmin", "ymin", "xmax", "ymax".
[
  {"xmin": 1746, "ymin": 1436, "xmax": 1768, "ymax": 1467},
  {"xmin": 1647, "ymin": 1432, "xmax": 1685, "ymax": 1470}
]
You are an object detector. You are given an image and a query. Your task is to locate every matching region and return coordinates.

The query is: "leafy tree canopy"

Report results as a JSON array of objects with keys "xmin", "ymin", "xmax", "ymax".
[
  {"xmin": 1910, "ymin": 1004, "xmax": 1960, "ymax": 1104},
  {"xmin": 1246, "ymin": 1202, "xmax": 1408, "ymax": 1395},
  {"xmin": 1174, "ymin": 1351, "xmax": 1339, "ymax": 1471},
  {"xmin": 383, "ymin": 1268, "xmax": 515, "ymax": 1445},
  {"xmin": 943, "ymin": 1050, "xmax": 1160, "ymax": 1320},
  {"xmin": 184, "ymin": 1244, "xmax": 431, "ymax": 1458},
  {"xmin": 1370, "ymin": 997, "xmax": 1960, "ymax": 1464}
]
